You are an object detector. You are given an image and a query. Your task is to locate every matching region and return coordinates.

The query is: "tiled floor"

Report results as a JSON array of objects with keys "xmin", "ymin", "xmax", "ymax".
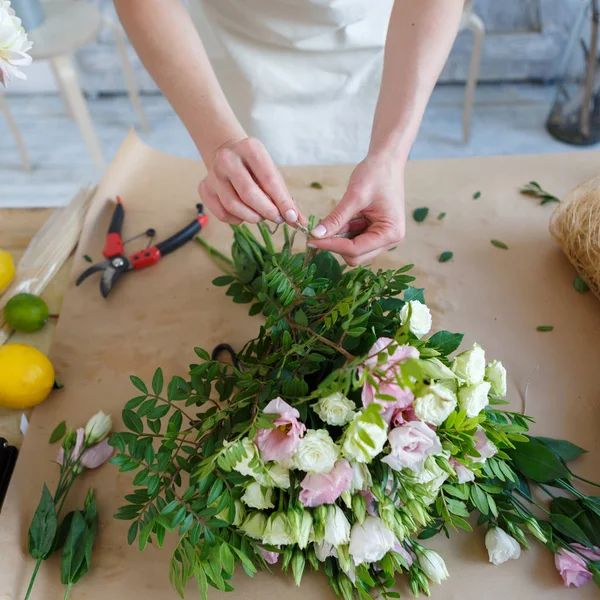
[{"xmin": 0, "ymin": 83, "xmax": 595, "ymax": 208}]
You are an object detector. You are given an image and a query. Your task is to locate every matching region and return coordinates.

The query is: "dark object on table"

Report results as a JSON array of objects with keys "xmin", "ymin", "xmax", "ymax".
[
  {"xmin": 76, "ymin": 197, "xmax": 208, "ymax": 298},
  {"xmin": 0, "ymin": 438, "xmax": 18, "ymax": 511}
]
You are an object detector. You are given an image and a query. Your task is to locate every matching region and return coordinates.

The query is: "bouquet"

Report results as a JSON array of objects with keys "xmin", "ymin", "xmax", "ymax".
[
  {"xmin": 111, "ymin": 223, "xmax": 600, "ymax": 598},
  {"xmin": 0, "ymin": 0, "xmax": 33, "ymax": 87}
]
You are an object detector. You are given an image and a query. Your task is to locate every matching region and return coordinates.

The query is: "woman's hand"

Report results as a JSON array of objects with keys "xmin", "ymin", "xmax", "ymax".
[
  {"xmin": 198, "ymin": 137, "xmax": 305, "ymax": 226},
  {"xmin": 308, "ymin": 155, "xmax": 406, "ymax": 265}
]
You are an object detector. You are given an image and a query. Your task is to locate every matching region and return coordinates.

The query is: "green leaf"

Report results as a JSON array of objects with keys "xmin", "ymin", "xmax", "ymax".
[
  {"xmin": 491, "ymin": 239, "xmax": 508, "ymax": 250},
  {"xmin": 152, "ymin": 368, "xmax": 164, "ymax": 396},
  {"xmin": 471, "ymin": 485, "xmax": 489, "ymax": 515},
  {"xmin": 536, "ymin": 325, "xmax": 554, "ymax": 332},
  {"xmin": 310, "ymin": 252, "xmax": 342, "ymax": 283},
  {"xmin": 404, "ymin": 286, "xmax": 425, "ymax": 303},
  {"xmin": 473, "ymin": 191, "xmax": 481, "ymax": 200},
  {"xmin": 49, "ymin": 421, "xmax": 66, "ymax": 444},
  {"xmin": 536, "ymin": 437, "xmax": 587, "ymax": 462},
  {"xmin": 413, "ymin": 207, "xmax": 429, "ymax": 223},
  {"xmin": 83, "ymin": 254, "xmax": 93, "ymax": 263},
  {"xmin": 60, "ymin": 510, "xmax": 88, "ymax": 585},
  {"xmin": 122, "ymin": 410, "xmax": 144, "ymax": 434},
  {"xmin": 130, "ymin": 376, "xmax": 148, "ymax": 394},
  {"xmin": 550, "ymin": 514, "xmax": 592, "ymax": 546},
  {"xmin": 212, "ymin": 275, "xmax": 234, "ymax": 287},
  {"xmin": 127, "ymin": 521, "xmax": 138, "ymax": 545},
  {"xmin": 249, "ymin": 303, "xmax": 263, "ymax": 316},
  {"xmin": 438, "ymin": 212, "xmax": 447, "ymax": 220},
  {"xmin": 194, "ymin": 564, "xmax": 209, "ymax": 600},
  {"xmin": 232, "ymin": 242, "xmax": 257, "ymax": 283},
  {"xmin": 220, "ymin": 543, "xmax": 235, "ymax": 575},
  {"xmin": 573, "ymin": 275, "xmax": 590, "ymax": 294},
  {"xmin": 439, "ymin": 251, "xmax": 453, "ymax": 263},
  {"xmin": 295, "ymin": 309, "xmax": 308, "ymax": 327},
  {"xmin": 124, "ymin": 395, "xmax": 147, "ymax": 410},
  {"xmin": 207, "ymin": 479, "xmax": 224, "ymax": 506},
  {"xmin": 310, "ymin": 181, "xmax": 323, "ymax": 189},
  {"xmin": 27, "ymin": 484, "xmax": 58, "ymax": 560},
  {"xmin": 427, "ymin": 330, "xmax": 464, "ymax": 355},
  {"xmin": 507, "ymin": 438, "xmax": 570, "ymax": 482}
]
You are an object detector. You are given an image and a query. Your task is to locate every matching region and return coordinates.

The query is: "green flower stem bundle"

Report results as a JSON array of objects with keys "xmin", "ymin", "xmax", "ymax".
[{"xmin": 111, "ymin": 223, "xmax": 600, "ymax": 599}]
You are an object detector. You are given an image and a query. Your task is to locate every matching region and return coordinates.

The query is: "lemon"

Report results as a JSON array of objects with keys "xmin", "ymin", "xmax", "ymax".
[
  {"xmin": 4, "ymin": 293, "xmax": 49, "ymax": 332},
  {"xmin": 0, "ymin": 250, "xmax": 15, "ymax": 295},
  {"xmin": 0, "ymin": 344, "xmax": 55, "ymax": 409}
]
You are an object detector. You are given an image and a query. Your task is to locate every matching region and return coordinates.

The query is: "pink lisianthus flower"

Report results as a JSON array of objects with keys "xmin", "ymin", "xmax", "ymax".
[
  {"xmin": 299, "ymin": 459, "xmax": 354, "ymax": 507},
  {"xmin": 390, "ymin": 405, "xmax": 418, "ymax": 428},
  {"xmin": 392, "ymin": 540, "xmax": 415, "ymax": 568},
  {"xmin": 382, "ymin": 421, "xmax": 442, "ymax": 474},
  {"xmin": 449, "ymin": 457, "xmax": 475, "ymax": 484},
  {"xmin": 258, "ymin": 546, "xmax": 280, "ymax": 565},
  {"xmin": 363, "ymin": 338, "xmax": 420, "ymax": 369},
  {"xmin": 471, "ymin": 427, "xmax": 497, "ymax": 463},
  {"xmin": 555, "ymin": 545, "xmax": 600, "ymax": 588},
  {"xmin": 56, "ymin": 427, "xmax": 85, "ymax": 466},
  {"xmin": 359, "ymin": 489, "xmax": 377, "ymax": 516},
  {"xmin": 255, "ymin": 397, "xmax": 305, "ymax": 462},
  {"xmin": 80, "ymin": 439, "xmax": 114, "ymax": 469}
]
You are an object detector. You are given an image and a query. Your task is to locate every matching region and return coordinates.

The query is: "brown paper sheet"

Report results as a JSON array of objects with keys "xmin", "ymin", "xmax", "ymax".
[{"xmin": 2, "ymin": 132, "xmax": 600, "ymax": 599}]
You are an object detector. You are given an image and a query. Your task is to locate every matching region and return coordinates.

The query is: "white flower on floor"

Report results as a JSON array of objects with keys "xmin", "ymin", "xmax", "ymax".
[
  {"xmin": 0, "ymin": 1, "xmax": 33, "ymax": 87},
  {"xmin": 400, "ymin": 300, "xmax": 432, "ymax": 338},
  {"xmin": 485, "ymin": 527, "xmax": 521, "ymax": 565}
]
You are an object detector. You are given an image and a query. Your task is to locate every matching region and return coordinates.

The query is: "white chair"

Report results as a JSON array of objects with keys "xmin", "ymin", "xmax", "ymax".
[
  {"xmin": 0, "ymin": 94, "xmax": 31, "ymax": 171},
  {"xmin": 459, "ymin": 1, "xmax": 485, "ymax": 143},
  {"xmin": 6, "ymin": 0, "xmax": 149, "ymax": 171}
]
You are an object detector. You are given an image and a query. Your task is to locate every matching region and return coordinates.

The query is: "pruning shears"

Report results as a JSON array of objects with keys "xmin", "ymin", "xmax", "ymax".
[{"xmin": 76, "ymin": 197, "xmax": 208, "ymax": 298}]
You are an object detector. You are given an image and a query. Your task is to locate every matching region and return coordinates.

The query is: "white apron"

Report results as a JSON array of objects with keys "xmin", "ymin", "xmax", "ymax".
[{"xmin": 190, "ymin": 0, "xmax": 394, "ymax": 165}]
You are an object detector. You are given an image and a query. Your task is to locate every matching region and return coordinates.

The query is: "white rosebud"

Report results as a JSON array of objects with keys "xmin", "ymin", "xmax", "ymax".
[
  {"xmin": 314, "ymin": 541, "xmax": 336, "ymax": 562},
  {"xmin": 413, "ymin": 384, "xmax": 457, "ymax": 426},
  {"xmin": 239, "ymin": 512, "xmax": 267, "ymax": 539},
  {"xmin": 400, "ymin": 300, "xmax": 432, "ymax": 339},
  {"xmin": 293, "ymin": 430, "xmax": 339, "ymax": 474},
  {"xmin": 241, "ymin": 481, "xmax": 274, "ymax": 510},
  {"xmin": 420, "ymin": 358, "xmax": 458, "ymax": 382},
  {"xmin": 314, "ymin": 392, "xmax": 356, "ymax": 427},
  {"xmin": 451, "ymin": 343, "xmax": 485, "ymax": 385},
  {"xmin": 323, "ymin": 505, "xmax": 351, "ymax": 547},
  {"xmin": 485, "ymin": 360, "xmax": 507, "ymax": 399},
  {"xmin": 348, "ymin": 516, "xmax": 396, "ymax": 565},
  {"xmin": 268, "ymin": 463, "xmax": 291, "ymax": 489},
  {"xmin": 218, "ymin": 500, "xmax": 245, "ymax": 527},
  {"xmin": 262, "ymin": 512, "xmax": 293, "ymax": 546},
  {"xmin": 84, "ymin": 411, "xmax": 112, "ymax": 445},
  {"xmin": 295, "ymin": 510, "xmax": 313, "ymax": 549},
  {"xmin": 342, "ymin": 412, "xmax": 388, "ymax": 464},
  {"xmin": 349, "ymin": 462, "xmax": 372, "ymax": 492},
  {"xmin": 485, "ymin": 527, "xmax": 521, "ymax": 565},
  {"xmin": 417, "ymin": 548, "xmax": 449, "ymax": 584},
  {"xmin": 458, "ymin": 381, "xmax": 491, "ymax": 418}
]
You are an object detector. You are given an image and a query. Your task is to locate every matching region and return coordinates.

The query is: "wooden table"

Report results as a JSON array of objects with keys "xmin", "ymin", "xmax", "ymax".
[{"xmin": 0, "ymin": 208, "xmax": 72, "ymax": 447}]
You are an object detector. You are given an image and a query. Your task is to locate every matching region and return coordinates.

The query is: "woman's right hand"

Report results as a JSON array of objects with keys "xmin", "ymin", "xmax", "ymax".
[{"xmin": 198, "ymin": 137, "xmax": 305, "ymax": 226}]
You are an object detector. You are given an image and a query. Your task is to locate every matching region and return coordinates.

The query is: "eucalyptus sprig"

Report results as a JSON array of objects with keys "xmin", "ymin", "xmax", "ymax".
[{"xmin": 520, "ymin": 181, "xmax": 561, "ymax": 205}]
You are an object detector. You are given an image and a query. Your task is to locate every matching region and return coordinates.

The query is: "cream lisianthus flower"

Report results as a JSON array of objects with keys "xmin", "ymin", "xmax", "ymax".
[
  {"xmin": 0, "ymin": 2, "xmax": 33, "ymax": 87},
  {"xmin": 314, "ymin": 392, "xmax": 356, "ymax": 426},
  {"xmin": 400, "ymin": 300, "xmax": 432, "ymax": 339}
]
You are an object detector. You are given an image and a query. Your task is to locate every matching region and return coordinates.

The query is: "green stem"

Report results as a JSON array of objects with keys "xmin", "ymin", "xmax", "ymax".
[
  {"xmin": 537, "ymin": 483, "xmax": 558, "ymax": 500},
  {"xmin": 571, "ymin": 474, "xmax": 600, "ymax": 489},
  {"xmin": 257, "ymin": 222, "xmax": 277, "ymax": 256},
  {"xmin": 63, "ymin": 584, "xmax": 72, "ymax": 600},
  {"xmin": 195, "ymin": 236, "xmax": 234, "ymax": 269},
  {"xmin": 24, "ymin": 559, "xmax": 42, "ymax": 600}
]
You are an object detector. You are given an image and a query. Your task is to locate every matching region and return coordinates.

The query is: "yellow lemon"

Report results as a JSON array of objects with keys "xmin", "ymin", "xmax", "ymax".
[
  {"xmin": 0, "ymin": 344, "xmax": 55, "ymax": 409},
  {"xmin": 0, "ymin": 250, "xmax": 15, "ymax": 295}
]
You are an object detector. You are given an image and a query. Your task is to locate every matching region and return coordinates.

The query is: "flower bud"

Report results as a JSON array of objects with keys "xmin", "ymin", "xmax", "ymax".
[
  {"xmin": 84, "ymin": 411, "xmax": 112, "ymax": 445},
  {"xmin": 406, "ymin": 500, "xmax": 429, "ymax": 527},
  {"xmin": 485, "ymin": 527, "xmax": 521, "ymax": 565},
  {"xmin": 506, "ymin": 522, "xmax": 529, "ymax": 550},
  {"xmin": 352, "ymin": 493, "xmax": 366, "ymax": 524},
  {"xmin": 296, "ymin": 510, "xmax": 313, "ymax": 550},
  {"xmin": 239, "ymin": 512, "xmax": 267, "ymax": 539},
  {"xmin": 525, "ymin": 518, "xmax": 548, "ymax": 544},
  {"xmin": 291, "ymin": 549, "xmax": 305, "ymax": 586},
  {"xmin": 417, "ymin": 548, "xmax": 449, "ymax": 585}
]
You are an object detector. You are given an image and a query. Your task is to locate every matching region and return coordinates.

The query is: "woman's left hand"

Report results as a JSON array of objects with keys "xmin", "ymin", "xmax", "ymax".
[{"xmin": 307, "ymin": 155, "xmax": 406, "ymax": 266}]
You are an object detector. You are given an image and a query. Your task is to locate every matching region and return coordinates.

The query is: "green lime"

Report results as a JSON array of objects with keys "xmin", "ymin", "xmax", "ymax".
[{"xmin": 4, "ymin": 293, "xmax": 49, "ymax": 333}]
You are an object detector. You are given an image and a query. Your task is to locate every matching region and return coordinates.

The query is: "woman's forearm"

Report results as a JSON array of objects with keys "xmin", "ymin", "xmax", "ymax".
[
  {"xmin": 369, "ymin": 0, "xmax": 465, "ymax": 162},
  {"xmin": 114, "ymin": 0, "xmax": 245, "ymax": 163}
]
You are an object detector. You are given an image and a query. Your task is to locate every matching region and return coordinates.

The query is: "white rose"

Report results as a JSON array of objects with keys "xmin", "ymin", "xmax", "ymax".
[
  {"xmin": 241, "ymin": 481, "xmax": 274, "ymax": 510},
  {"xmin": 217, "ymin": 499, "xmax": 246, "ymax": 527},
  {"xmin": 413, "ymin": 457, "xmax": 449, "ymax": 504},
  {"xmin": 485, "ymin": 360, "xmax": 507, "ymax": 399},
  {"xmin": 348, "ymin": 516, "xmax": 396, "ymax": 565},
  {"xmin": 293, "ymin": 429, "xmax": 339, "ymax": 474},
  {"xmin": 413, "ymin": 384, "xmax": 457, "ymax": 426},
  {"xmin": 314, "ymin": 392, "xmax": 356, "ymax": 426},
  {"xmin": 229, "ymin": 438, "xmax": 261, "ymax": 479},
  {"xmin": 239, "ymin": 512, "xmax": 267, "ymax": 539},
  {"xmin": 323, "ymin": 505, "xmax": 351, "ymax": 547},
  {"xmin": 417, "ymin": 548, "xmax": 449, "ymax": 584},
  {"xmin": 485, "ymin": 527, "xmax": 521, "ymax": 565},
  {"xmin": 314, "ymin": 541, "xmax": 336, "ymax": 562},
  {"xmin": 451, "ymin": 343, "xmax": 485, "ymax": 385},
  {"xmin": 262, "ymin": 513, "xmax": 293, "ymax": 546},
  {"xmin": 342, "ymin": 413, "xmax": 387, "ymax": 464},
  {"xmin": 458, "ymin": 381, "xmax": 491, "ymax": 418},
  {"xmin": 420, "ymin": 358, "xmax": 458, "ymax": 382},
  {"xmin": 400, "ymin": 300, "xmax": 432, "ymax": 339},
  {"xmin": 268, "ymin": 463, "xmax": 291, "ymax": 489},
  {"xmin": 350, "ymin": 462, "xmax": 372, "ymax": 492}
]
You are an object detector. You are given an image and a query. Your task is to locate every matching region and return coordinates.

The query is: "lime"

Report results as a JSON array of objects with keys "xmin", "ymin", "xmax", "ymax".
[
  {"xmin": 0, "ymin": 249, "xmax": 15, "ymax": 295},
  {"xmin": 0, "ymin": 343, "xmax": 55, "ymax": 409},
  {"xmin": 4, "ymin": 293, "xmax": 49, "ymax": 332}
]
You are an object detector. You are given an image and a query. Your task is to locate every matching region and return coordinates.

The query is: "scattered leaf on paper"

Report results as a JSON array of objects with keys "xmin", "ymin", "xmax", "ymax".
[
  {"xmin": 473, "ymin": 191, "xmax": 481, "ymax": 200},
  {"xmin": 83, "ymin": 255, "xmax": 93, "ymax": 263},
  {"xmin": 53, "ymin": 380, "xmax": 64, "ymax": 389},
  {"xmin": 491, "ymin": 239, "xmax": 508, "ymax": 250},
  {"xmin": 573, "ymin": 275, "xmax": 590, "ymax": 294},
  {"xmin": 439, "ymin": 251, "xmax": 453, "ymax": 263},
  {"xmin": 438, "ymin": 212, "xmax": 446, "ymax": 220},
  {"xmin": 520, "ymin": 181, "xmax": 560, "ymax": 205},
  {"xmin": 310, "ymin": 182, "xmax": 323, "ymax": 189},
  {"xmin": 413, "ymin": 207, "xmax": 429, "ymax": 223},
  {"xmin": 536, "ymin": 326, "xmax": 554, "ymax": 332}
]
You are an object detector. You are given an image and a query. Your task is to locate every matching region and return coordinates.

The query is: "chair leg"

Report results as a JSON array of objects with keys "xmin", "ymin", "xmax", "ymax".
[
  {"xmin": 463, "ymin": 13, "xmax": 485, "ymax": 144},
  {"xmin": 0, "ymin": 95, "xmax": 32, "ymax": 172},
  {"xmin": 50, "ymin": 55, "xmax": 106, "ymax": 170},
  {"xmin": 107, "ymin": 18, "xmax": 150, "ymax": 133},
  {"xmin": 50, "ymin": 59, "xmax": 76, "ymax": 119}
]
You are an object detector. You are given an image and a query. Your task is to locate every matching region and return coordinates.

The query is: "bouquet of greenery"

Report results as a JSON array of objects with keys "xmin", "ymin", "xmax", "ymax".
[{"xmin": 111, "ymin": 223, "xmax": 600, "ymax": 598}]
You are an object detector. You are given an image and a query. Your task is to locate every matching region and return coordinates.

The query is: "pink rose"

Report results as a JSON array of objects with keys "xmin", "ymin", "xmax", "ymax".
[
  {"xmin": 555, "ymin": 545, "xmax": 600, "ymax": 588},
  {"xmin": 382, "ymin": 421, "xmax": 442, "ymax": 473},
  {"xmin": 471, "ymin": 427, "xmax": 497, "ymax": 463},
  {"xmin": 255, "ymin": 397, "xmax": 305, "ymax": 462},
  {"xmin": 299, "ymin": 459, "xmax": 354, "ymax": 507},
  {"xmin": 80, "ymin": 439, "xmax": 114, "ymax": 469},
  {"xmin": 449, "ymin": 458, "xmax": 475, "ymax": 484},
  {"xmin": 259, "ymin": 546, "xmax": 280, "ymax": 565},
  {"xmin": 57, "ymin": 427, "xmax": 85, "ymax": 466}
]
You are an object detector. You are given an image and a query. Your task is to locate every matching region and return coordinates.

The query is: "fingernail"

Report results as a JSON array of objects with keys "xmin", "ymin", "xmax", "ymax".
[
  {"xmin": 311, "ymin": 224, "xmax": 327, "ymax": 238},
  {"xmin": 274, "ymin": 215, "xmax": 283, "ymax": 224},
  {"xmin": 285, "ymin": 209, "xmax": 297, "ymax": 223},
  {"xmin": 307, "ymin": 243, "xmax": 316, "ymax": 248}
]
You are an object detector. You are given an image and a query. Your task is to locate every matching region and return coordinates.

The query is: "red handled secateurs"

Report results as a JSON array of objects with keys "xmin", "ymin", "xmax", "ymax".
[{"xmin": 76, "ymin": 197, "xmax": 208, "ymax": 298}]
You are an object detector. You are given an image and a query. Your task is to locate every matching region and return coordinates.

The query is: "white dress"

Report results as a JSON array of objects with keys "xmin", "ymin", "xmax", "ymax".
[{"xmin": 190, "ymin": 0, "xmax": 394, "ymax": 165}]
